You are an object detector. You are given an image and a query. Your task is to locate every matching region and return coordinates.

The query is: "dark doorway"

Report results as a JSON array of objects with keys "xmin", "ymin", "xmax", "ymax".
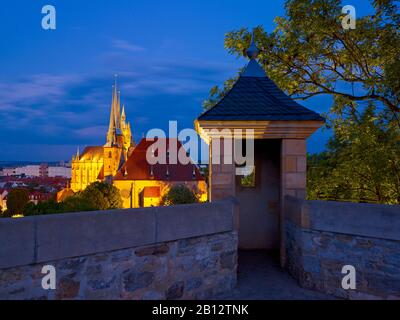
[{"xmin": 236, "ymin": 139, "xmax": 281, "ymax": 250}]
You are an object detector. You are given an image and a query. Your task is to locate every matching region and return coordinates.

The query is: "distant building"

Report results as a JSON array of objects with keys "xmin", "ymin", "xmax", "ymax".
[
  {"xmin": 62, "ymin": 79, "xmax": 208, "ymax": 207},
  {"xmin": 1, "ymin": 168, "xmax": 17, "ymax": 176},
  {"xmin": 48, "ymin": 166, "xmax": 71, "ymax": 178},
  {"xmin": 28, "ymin": 191, "xmax": 52, "ymax": 205},
  {"xmin": 70, "ymin": 80, "xmax": 134, "ymax": 192},
  {"xmin": 15, "ymin": 165, "xmax": 40, "ymax": 177}
]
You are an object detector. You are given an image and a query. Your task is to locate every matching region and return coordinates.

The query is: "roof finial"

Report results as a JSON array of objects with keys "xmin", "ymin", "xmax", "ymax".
[{"xmin": 246, "ymin": 29, "xmax": 259, "ymax": 60}]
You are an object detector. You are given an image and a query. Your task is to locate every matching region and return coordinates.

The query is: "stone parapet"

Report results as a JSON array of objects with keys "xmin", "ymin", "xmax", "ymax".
[
  {"xmin": 0, "ymin": 200, "xmax": 238, "ymax": 300},
  {"xmin": 284, "ymin": 196, "xmax": 400, "ymax": 300}
]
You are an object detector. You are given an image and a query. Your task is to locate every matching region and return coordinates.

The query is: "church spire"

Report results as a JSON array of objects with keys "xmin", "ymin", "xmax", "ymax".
[
  {"xmin": 121, "ymin": 104, "xmax": 126, "ymax": 129},
  {"xmin": 106, "ymin": 75, "xmax": 119, "ymax": 146},
  {"xmin": 121, "ymin": 105, "xmax": 126, "ymax": 120},
  {"xmin": 116, "ymin": 90, "xmax": 121, "ymax": 129}
]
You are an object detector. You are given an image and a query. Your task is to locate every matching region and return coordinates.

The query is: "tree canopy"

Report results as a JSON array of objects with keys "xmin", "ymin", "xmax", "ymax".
[
  {"xmin": 3, "ymin": 188, "xmax": 29, "ymax": 217},
  {"xmin": 161, "ymin": 184, "xmax": 199, "ymax": 206},
  {"xmin": 308, "ymin": 104, "xmax": 400, "ymax": 203},
  {"xmin": 205, "ymin": 0, "xmax": 399, "ymax": 115},
  {"xmin": 204, "ymin": 0, "xmax": 399, "ymax": 204},
  {"xmin": 22, "ymin": 182, "xmax": 122, "ymax": 217}
]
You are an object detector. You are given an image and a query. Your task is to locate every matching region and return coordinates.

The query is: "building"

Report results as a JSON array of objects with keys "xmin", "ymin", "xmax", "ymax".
[
  {"xmin": 48, "ymin": 166, "xmax": 71, "ymax": 178},
  {"xmin": 113, "ymin": 138, "xmax": 207, "ymax": 208},
  {"xmin": 2, "ymin": 164, "xmax": 49, "ymax": 178},
  {"xmin": 66, "ymin": 79, "xmax": 207, "ymax": 207},
  {"xmin": 195, "ymin": 32, "xmax": 323, "ymax": 256},
  {"xmin": 1, "ymin": 168, "xmax": 17, "ymax": 176},
  {"xmin": 70, "ymin": 80, "xmax": 134, "ymax": 192}
]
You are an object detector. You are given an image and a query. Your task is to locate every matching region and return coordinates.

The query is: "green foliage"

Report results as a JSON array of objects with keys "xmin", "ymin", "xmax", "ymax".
[
  {"xmin": 204, "ymin": 0, "xmax": 400, "ymax": 204},
  {"xmin": 240, "ymin": 167, "xmax": 256, "ymax": 187},
  {"xmin": 6, "ymin": 188, "xmax": 29, "ymax": 216},
  {"xmin": 161, "ymin": 184, "xmax": 199, "ymax": 206},
  {"xmin": 80, "ymin": 181, "xmax": 122, "ymax": 210},
  {"xmin": 23, "ymin": 182, "xmax": 122, "ymax": 216},
  {"xmin": 206, "ymin": 0, "xmax": 399, "ymax": 114},
  {"xmin": 307, "ymin": 104, "xmax": 400, "ymax": 204},
  {"xmin": 23, "ymin": 196, "xmax": 97, "ymax": 216}
]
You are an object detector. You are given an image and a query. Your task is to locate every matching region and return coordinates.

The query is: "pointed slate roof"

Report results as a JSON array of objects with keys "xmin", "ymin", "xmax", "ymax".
[{"xmin": 198, "ymin": 35, "xmax": 324, "ymax": 122}]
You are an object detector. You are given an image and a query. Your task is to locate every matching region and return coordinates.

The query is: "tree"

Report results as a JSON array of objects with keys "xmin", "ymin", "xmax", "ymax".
[
  {"xmin": 80, "ymin": 181, "xmax": 122, "ymax": 210},
  {"xmin": 205, "ymin": 0, "xmax": 399, "ymax": 116},
  {"xmin": 203, "ymin": 0, "xmax": 400, "ymax": 204},
  {"xmin": 307, "ymin": 104, "xmax": 400, "ymax": 204},
  {"xmin": 6, "ymin": 188, "xmax": 29, "ymax": 216},
  {"xmin": 23, "ymin": 199, "xmax": 63, "ymax": 216},
  {"xmin": 161, "ymin": 184, "xmax": 199, "ymax": 206},
  {"xmin": 23, "ymin": 182, "xmax": 122, "ymax": 216}
]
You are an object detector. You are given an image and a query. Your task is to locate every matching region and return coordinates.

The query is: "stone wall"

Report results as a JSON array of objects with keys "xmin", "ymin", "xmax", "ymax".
[
  {"xmin": 0, "ymin": 200, "xmax": 238, "ymax": 300},
  {"xmin": 284, "ymin": 196, "xmax": 400, "ymax": 299}
]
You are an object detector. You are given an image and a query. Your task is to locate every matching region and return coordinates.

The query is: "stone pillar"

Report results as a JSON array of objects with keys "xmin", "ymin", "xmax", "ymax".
[
  {"xmin": 209, "ymin": 138, "xmax": 236, "ymax": 201},
  {"xmin": 280, "ymin": 139, "xmax": 307, "ymax": 267}
]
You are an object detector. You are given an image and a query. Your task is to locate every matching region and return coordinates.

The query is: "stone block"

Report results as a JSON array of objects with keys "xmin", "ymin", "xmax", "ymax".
[
  {"xmin": 220, "ymin": 251, "xmax": 236, "ymax": 270},
  {"xmin": 282, "ymin": 139, "xmax": 306, "ymax": 156},
  {"xmin": 166, "ymin": 281, "xmax": 185, "ymax": 300},
  {"xmin": 284, "ymin": 156, "xmax": 297, "ymax": 172},
  {"xmin": 56, "ymin": 277, "xmax": 81, "ymax": 300},
  {"xmin": 285, "ymin": 172, "xmax": 306, "ymax": 189},
  {"xmin": 122, "ymin": 270, "xmax": 155, "ymax": 292},
  {"xmin": 296, "ymin": 156, "xmax": 307, "ymax": 172},
  {"xmin": 135, "ymin": 244, "xmax": 170, "ymax": 257}
]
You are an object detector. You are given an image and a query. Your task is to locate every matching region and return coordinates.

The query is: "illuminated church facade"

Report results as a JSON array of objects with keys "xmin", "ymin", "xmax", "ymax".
[
  {"xmin": 66, "ymin": 80, "xmax": 207, "ymax": 208},
  {"xmin": 70, "ymin": 81, "xmax": 134, "ymax": 193}
]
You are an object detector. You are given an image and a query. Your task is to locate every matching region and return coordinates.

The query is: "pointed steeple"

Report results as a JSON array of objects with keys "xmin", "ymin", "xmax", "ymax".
[
  {"xmin": 120, "ymin": 104, "xmax": 126, "ymax": 130},
  {"xmin": 115, "ymin": 90, "xmax": 121, "ymax": 130},
  {"xmin": 76, "ymin": 146, "xmax": 80, "ymax": 160},
  {"xmin": 121, "ymin": 105, "xmax": 126, "ymax": 121},
  {"xmin": 106, "ymin": 75, "xmax": 119, "ymax": 146}
]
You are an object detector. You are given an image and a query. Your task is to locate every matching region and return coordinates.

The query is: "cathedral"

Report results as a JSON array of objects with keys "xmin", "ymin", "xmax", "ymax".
[
  {"xmin": 70, "ymin": 80, "xmax": 134, "ymax": 193},
  {"xmin": 64, "ymin": 79, "xmax": 207, "ymax": 208}
]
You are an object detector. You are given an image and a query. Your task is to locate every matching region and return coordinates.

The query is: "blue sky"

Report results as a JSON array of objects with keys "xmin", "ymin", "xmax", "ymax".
[{"xmin": 0, "ymin": 0, "xmax": 373, "ymax": 161}]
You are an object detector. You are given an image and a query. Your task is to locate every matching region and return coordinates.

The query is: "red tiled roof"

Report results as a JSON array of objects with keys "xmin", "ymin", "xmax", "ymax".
[
  {"xmin": 143, "ymin": 186, "xmax": 161, "ymax": 198},
  {"xmin": 114, "ymin": 138, "xmax": 205, "ymax": 181}
]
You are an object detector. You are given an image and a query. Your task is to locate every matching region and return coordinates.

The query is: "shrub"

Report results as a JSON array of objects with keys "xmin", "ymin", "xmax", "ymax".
[
  {"xmin": 22, "ymin": 181, "xmax": 122, "ymax": 216},
  {"xmin": 6, "ymin": 188, "xmax": 29, "ymax": 216},
  {"xmin": 81, "ymin": 181, "xmax": 122, "ymax": 210},
  {"xmin": 161, "ymin": 184, "xmax": 198, "ymax": 206}
]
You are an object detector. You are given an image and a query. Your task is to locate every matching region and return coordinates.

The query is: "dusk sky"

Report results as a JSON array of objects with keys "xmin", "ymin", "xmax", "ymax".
[{"xmin": 0, "ymin": 0, "xmax": 373, "ymax": 162}]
